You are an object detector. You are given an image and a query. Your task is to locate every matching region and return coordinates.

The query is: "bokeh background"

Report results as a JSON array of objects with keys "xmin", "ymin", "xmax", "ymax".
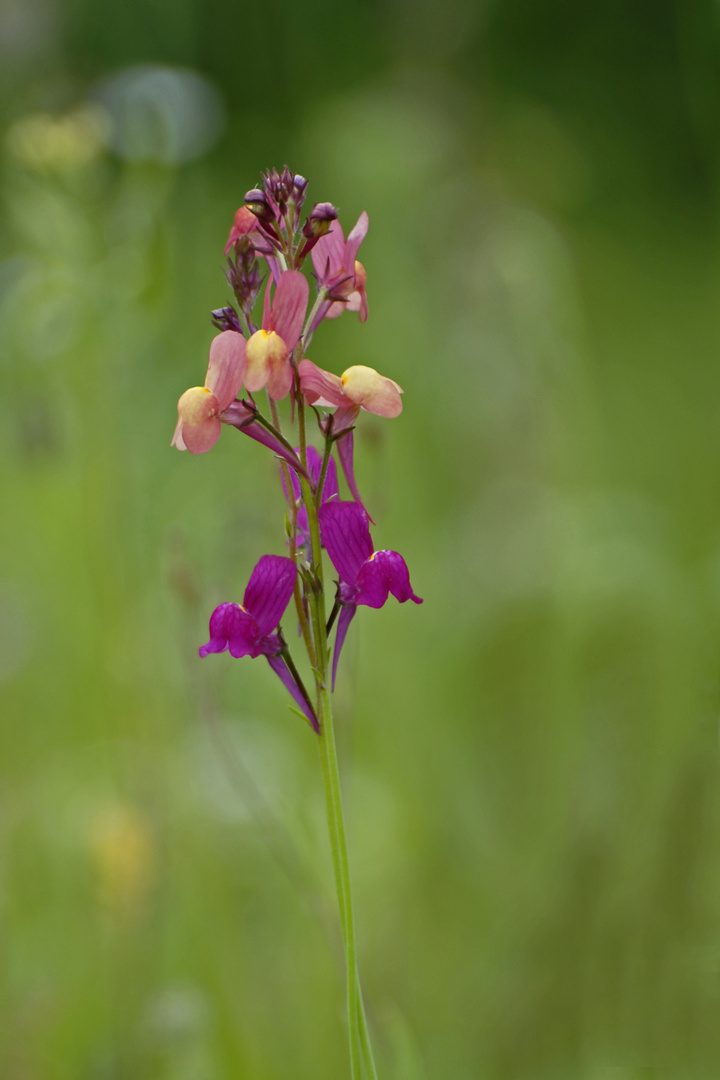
[{"xmin": 2, "ymin": 1, "xmax": 720, "ymax": 1076}]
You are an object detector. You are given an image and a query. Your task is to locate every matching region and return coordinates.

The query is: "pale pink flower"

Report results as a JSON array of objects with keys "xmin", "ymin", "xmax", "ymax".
[
  {"xmin": 245, "ymin": 270, "xmax": 309, "ymax": 400},
  {"xmin": 299, "ymin": 360, "xmax": 403, "ymax": 418},
  {"xmin": 171, "ymin": 331, "xmax": 247, "ymax": 454},
  {"xmin": 311, "ymin": 213, "xmax": 369, "ymax": 325}
]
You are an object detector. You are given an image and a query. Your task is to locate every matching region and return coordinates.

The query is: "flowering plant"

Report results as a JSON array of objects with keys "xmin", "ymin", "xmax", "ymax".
[{"xmin": 172, "ymin": 166, "xmax": 422, "ymax": 1078}]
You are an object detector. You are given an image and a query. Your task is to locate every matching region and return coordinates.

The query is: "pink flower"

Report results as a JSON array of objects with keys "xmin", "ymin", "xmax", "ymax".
[
  {"xmin": 311, "ymin": 212, "xmax": 369, "ymax": 325},
  {"xmin": 171, "ymin": 331, "xmax": 247, "ymax": 454},
  {"xmin": 245, "ymin": 270, "xmax": 309, "ymax": 400},
  {"xmin": 224, "ymin": 205, "xmax": 259, "ymax": 255},
  {"xmin": 299, "ymin": 360, "xmax": 403, "ymax": 418}
]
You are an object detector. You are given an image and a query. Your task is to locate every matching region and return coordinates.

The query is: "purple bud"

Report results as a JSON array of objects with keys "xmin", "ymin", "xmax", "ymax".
[
  {"xmin": 211, "ymin": 306, "xmax": 243, "ymax": 333},
  {"xmin": 244, "ymin": 188, "xmax": 275, "ymax": 223},
  {"xmin": 302, "ymin": 202, "xmax": 338, "ymax": 239}
]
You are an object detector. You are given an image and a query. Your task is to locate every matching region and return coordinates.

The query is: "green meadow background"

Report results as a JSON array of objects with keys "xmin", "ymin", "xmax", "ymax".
[{"xmin": 2, "ymin": 1, "xmax": 720, "ymax": 1076}]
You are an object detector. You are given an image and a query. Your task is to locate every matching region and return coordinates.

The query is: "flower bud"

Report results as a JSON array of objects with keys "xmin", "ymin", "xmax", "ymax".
[
  {"xmin": 302, "ymin": 202, "xmax": 338, "ymax": 239},
  {"xmin": 211, "ymin": 306, "xmax": 243, "ymax": 333},
  {"xmin": 244, "ymin": 188, "xmax": 274, "ymax": 223}
]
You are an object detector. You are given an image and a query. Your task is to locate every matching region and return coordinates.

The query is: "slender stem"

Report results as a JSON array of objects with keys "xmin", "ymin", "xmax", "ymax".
[
  {"xmin": 315, "ymin": 435, "xmax": 333, "ymax": 513},
  {"xmin": 301, "ymin": 467, "xmax": 378, "ymax": 1079},
  {"xmin": 316, "ymin": 682, "xmax": 362, "ymax": 1078}
]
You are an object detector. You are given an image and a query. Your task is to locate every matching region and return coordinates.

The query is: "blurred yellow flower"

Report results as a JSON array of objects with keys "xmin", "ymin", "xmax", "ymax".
[
  {"xmin": 89, "ymin": 804, "xmax": 155, "ymax": 918},
  {"xmin": 4, "ymin": 105, "xmax": 111, "ymax": 172}
]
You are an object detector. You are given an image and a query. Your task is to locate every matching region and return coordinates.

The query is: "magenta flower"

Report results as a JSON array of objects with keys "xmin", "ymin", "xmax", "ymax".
[
  {"xmin": 245, "ymin": 270, "xmax": 309, "ymax": 400},
  {"xmin": 310, "ymin": 212, "xmax": 369, "ymax": 327},
  {"xmin": 318, "ymin": 501, "xmax": 422, "ymax": 689},
  {"xmin": 171, "ymin": 331, "xmax": 247, "ymax": 453},
  {"xmin": 199, "ymin": 554, "xmax": 318, "ymax": 731}
]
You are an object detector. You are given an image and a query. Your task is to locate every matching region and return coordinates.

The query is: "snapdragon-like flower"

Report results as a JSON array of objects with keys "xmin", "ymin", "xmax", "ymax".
[
  {"xmin": 171, "ymin": 330, "xmax": 247, "ymax": 453},
  {"xmin": 299, "ymin": 360, "xmax": 403, "ymax": 513},
  {"xmin": 311, "ymin": 213, "xmax": 369, "ymax": 327},
  {"xmin": 245, "ymin": 270, "xmax": 309, "ymax": 400},
  {"xmin": 200, "ymin": 554, "xmax": 318, "ymax": 730},
  {"xmin": 319, "ymin": 501, "xmax": 422, "ymax": 688},
  {"xmin": 299, "ymin": 360, "xmax": 403, "ymax": 418}
]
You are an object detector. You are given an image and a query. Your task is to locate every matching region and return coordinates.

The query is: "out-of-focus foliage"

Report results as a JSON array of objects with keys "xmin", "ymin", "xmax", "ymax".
[{"xmin": 2, "ymin": 0, "xmax": 720, "ymax": 1077}]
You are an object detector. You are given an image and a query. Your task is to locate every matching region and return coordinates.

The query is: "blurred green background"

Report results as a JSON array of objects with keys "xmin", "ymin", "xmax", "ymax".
[{"xmin": 2, "ymin": 0, "xmax": 720, "ymax": 1076}]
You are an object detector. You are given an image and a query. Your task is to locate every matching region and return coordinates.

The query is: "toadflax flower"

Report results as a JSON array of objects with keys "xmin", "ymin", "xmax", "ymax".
[
  {"xmin": 299, "ymin": 359, "xmax": 403, "ymax": 514},
  {"xmin": 319, "ymin": 501, "xmax": 422, "ymax": 689},
  {"xmin": 171, "ymin": 330, "xmax": 247, "ymax": 453},
  {"xmin": 199, "ymin": 554, "xmax": 318, "ymax": 730},
  {"xmin": 245, "ymin": 270, "xmax": 309, "ymax": 400},
  {"xmin": 299, "ymin": 360, "xmax": 403, "ymax": 418},
  {"xmin": 310, "ymin": 212, "xmax": 369, "ymax": 328}
]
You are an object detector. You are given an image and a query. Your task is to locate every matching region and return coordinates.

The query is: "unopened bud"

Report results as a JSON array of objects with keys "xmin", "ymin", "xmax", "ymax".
[
  {"xmin": 211, "ymin": 306, "xmax": 243, "ymax": 333},
  {"xmin": 302, "ymin": 202, "xmax": 338, "ymax": 239},
  {"xmin": 244, "ymin": 188, "xmax": 274, "ymax": 222}
]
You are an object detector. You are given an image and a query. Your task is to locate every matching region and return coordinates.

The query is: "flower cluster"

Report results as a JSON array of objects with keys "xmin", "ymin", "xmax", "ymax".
[{"xmin": 172, "ymin": 166, "xmax": 422, "ymax": 730}]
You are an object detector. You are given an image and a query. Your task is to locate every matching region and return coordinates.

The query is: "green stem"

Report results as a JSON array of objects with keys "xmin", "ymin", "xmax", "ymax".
[
  {"xmin": 315, "ymin": 434, "xmax": 334, "ymax": 513},
  {"xmin": 301, "ymin": 449, "xmax": 378, "ymax": 1079},
  {"xmin": 316, "ymin": 681, "xmax": 363, "ymax": 1078}
]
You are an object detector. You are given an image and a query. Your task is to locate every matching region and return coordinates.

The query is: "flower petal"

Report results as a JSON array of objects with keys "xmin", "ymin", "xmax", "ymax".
[
  {"xmin": 332, "ymin": 604, "xmax": 356, "ymax": 691},
  {"xmin": 311, "ymin": 219, "xmax": 346, "ymax": 282},
  {"xmin": 199, "ymin": 602, "xmax": 260, "ymax": 659},
  {"xmin": 299, "ymin": 359, "xmax": 348, "ymax": 407},
  {"xmin": 266, "ymin": 654, "xmax": 319, "ymax": 732},
  {"xmin": 321, "ymin": 452, "xmax": 339, "ymax": 504},
  {"xmin": 355, "ymin": 549, "xmax": 423, "ymax": 608},
  {"xmin": 335, "ymin": 430, "xmax": 373, "ymax": 523},
  {"xmin": 270, "ymin": 270, "xmax": 309, "ymax": 351},
  {"xmin": 243, "ymin": 554, "xmax": 298, "ymax": 639},
  {"xmin": 245, "ymin": 330, "xmax": 288, "ymax": 393},
  {"xmin": 224, "ymin": 206, "xmax": 258, "ymax": 254},
  {"xmin": 265, "ymin": 354, "xmax": 295, "ymax": 401},
  {"xmin": 318, "ymin": 501, "xmax": 374, "ymax": 586},
  {"xmin": 345, "ymin": 211, "xmax": 368, "ymax": 267},
  {"xmin": 205, "ymin": 331, "xmax": 247, "ymax": 411},
  {"xmin": 341, "ymin": 365, "xmax": 403, "ymax": 417}
]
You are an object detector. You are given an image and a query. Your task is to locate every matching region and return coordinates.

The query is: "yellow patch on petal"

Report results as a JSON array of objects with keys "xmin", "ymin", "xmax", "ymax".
[
  {"xmin": 245, "ymin": 329, "xmax": 289, "ymax": 393},
  {"xmin": 340, "ymin": 365, "xmax": 403, "ymax": 418},
  {"xmin": 341, "ymin": 365, "xmax": 383, "ymax": 402}
]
